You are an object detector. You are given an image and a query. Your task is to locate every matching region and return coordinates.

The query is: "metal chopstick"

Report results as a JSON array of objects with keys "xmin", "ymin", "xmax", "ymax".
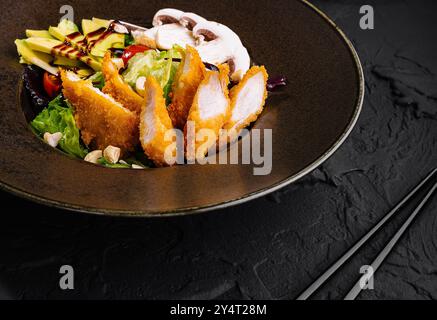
[
  {"xmin": 344, "ymin": 180, "xmax": 437, "ymax": 300},
  {"xmin": 296, "ymin": 167, "xmax": 437, "ymax": 300}
]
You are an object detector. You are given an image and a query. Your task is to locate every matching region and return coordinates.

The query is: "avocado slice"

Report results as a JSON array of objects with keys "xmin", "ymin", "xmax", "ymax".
[
  {"xmin": 80, "ymin": 18, "xmax": 126, "ymax": 57},
  {"xmin": 25, "ymin": 37, "xmax": 101, "ymax": 71},
  {"xmin": 53, "ymin": 56, "xmax": 86, "ymax": 67},
  {"xmin": 19, "ymin": 57, "xmax": 31, "ymax": 64},
  {"xmin": 26, "ymin": 30, "xmax": 54, "ymax": 39},
  {"xmin": 75, "ymin": 68, "xmax": 95, "ymax": 78},
  {"xmin": 92, "ymin": 17, "xmax": 111, "ymax": 29},
  {"xmin": 89, "ymin": 33, "xmax": 125, "ymax": 57},
  {"xmin": 49, "ymin": 19, "xmax": 88, "ymax": 53},
  {"xmin": 49, "ymin": 18, "xmax": 124, "ymax": 59},
  {"xmin": 25, "ymin": 37, "xmax": 63, "ymax": 54},
  {"xmin": 58, "ymin": 19, "xmax": 79, "ymax": 34},
  {"xmin": 82, "ymin": 19, "xmax": 102, "ymax": 36},
  {"xmin": 81, "ymin": 20, "xmax": 109, "ymax": 52},
  {"xmin": 15, "ymin": 39, "xmax": 58, "ymax": 75},
  {"xmin": 16, "ymin": 39, "xmax": 53, "ymax": 63},
  {"xmin": 49, "ymin": 26, "xmax": 73, "ymax": 42},
  {"xmin": 49, "ymin": 26, "xmax": 87, "ymax": 51}
]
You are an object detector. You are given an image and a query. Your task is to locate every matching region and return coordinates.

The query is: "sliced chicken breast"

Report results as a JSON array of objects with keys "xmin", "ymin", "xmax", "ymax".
[
  {"xmin": 185, "ymin": 64, "xmax": 230, "ymax": 161},
  {"xmin": 102, "ymin": 52, "xmax": 144, "ymax": 115},
  {"xmin": 168, "ymin": 45, "xmax": 206, "ymax": 129},
  {"xmin": 139, "ymin": 76, "xmax": 177, "ymax": 167},
  {"xmin": 223, "ymin": 66, "xmax": 268, "ymax": 135},
  {"xmin": 61, "ymin": 70, "xmax": 139, "ymax": 154}
]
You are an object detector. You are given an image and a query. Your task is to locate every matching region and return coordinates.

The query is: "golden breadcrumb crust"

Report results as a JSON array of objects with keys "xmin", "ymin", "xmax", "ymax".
[
  {"xmin": 224, "ymin": 66, "xmax": 269, "ymax": 133},
  {"xmin": 168, "ymin": 45, "xmax": 206, "ymax": 129},
  {"xmin": 102, "ymin": 52, "xmax": 144, "ymax": 115},
  {"xmin": 185, "ymin": 64, "xmax": 231, "ymax": 161},
  {"xmin": 61, "ymin": 70, "xmax": 139, "ymax": 154},
  {"xmin": 139, "ymin": 76, "xmax": 177, "ymax": 167}
]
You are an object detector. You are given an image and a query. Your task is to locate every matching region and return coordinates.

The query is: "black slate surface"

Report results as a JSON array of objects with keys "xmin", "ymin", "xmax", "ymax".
[{"xmin": 0, "ymin": 0, "xmax": 436, "ymax": 300}]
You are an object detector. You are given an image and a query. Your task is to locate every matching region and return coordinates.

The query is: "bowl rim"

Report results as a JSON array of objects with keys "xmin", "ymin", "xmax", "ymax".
[{"xmin": 0, "ymin": 0, "xmax": 365, "ymax": 218}]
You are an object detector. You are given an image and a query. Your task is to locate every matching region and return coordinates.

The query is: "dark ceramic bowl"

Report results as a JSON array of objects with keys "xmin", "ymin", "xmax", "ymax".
[{"xmin": 0, "ymin": 0, "xmax": 364, "ymax": 216}]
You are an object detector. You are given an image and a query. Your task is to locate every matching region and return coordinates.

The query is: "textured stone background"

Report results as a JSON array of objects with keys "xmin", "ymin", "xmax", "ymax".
[{"xmin": 0, "ymin": 0, "xmax": 436, "ymax": 300}]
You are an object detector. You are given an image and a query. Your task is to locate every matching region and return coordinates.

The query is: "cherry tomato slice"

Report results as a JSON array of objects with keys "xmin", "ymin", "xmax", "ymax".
[
  {"xmin": 43, "ymin": 72, "xmax": 62, "ymax": 98},
  {"xmin": 122, "ymin": 45, "xmax": 150, "ymax": 66}
]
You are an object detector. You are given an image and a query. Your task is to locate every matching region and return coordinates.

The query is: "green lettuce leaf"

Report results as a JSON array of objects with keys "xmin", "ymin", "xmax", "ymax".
[
  {"xmin": 88, "ymin": 71, "xmax": 105, "ymax": 89},
  {"xmin": 124, "ymin": 34, "xmax": 135, "ymax": 47},
  {"xmin": 163, "ymin": 60, "xmax": 179, "ymax": 105},
  {"xmin": 122, "ymin": 46, "xmax": 181, "ymax": 104},
  {"xmin": 31, "ymin": 95, "xmax": 88, "ymax": 158},
  {"xmin": 97, "ymin": 157, "xmax": 131, "ymax": 169}
]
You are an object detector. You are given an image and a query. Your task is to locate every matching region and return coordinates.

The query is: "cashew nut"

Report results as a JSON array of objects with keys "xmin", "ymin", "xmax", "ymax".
[
  {"xmin": 84, "ymin": 150, "xmax": 103, "ymax": 164},
  {"xmin": 103, "ymin": 146, "xmax": 121, "ymax": 164},
  {"xmin": 43, "ymin": 132, "xmax": 63, "ymax": 148}
]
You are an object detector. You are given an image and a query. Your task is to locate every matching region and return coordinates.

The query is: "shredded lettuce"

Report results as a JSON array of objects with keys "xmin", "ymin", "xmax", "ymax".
[
  {"xmin": 97, "ymin": 157, "xmax": 131, "ymax": 169},
  {"xmin": 124, "ymin": 34, "xmax": 135, "ymax": 46},
  {"xmin": 88, "ymin": 71, "xmax": 105, "ymax": 89},
  {"xmin": 31, "ymin": 95, "xmax": 88, "ymax": 158},
  {"xmin": 163, "ymin": 60, "xmax": 179, "ymax": 105},
  {"xmin": 122, "ymin": 46, "xmax": 181, "ymax": 103},
  {"xmin": 126, "ymin": 149, "xmax": 153, "ymax": 168}
]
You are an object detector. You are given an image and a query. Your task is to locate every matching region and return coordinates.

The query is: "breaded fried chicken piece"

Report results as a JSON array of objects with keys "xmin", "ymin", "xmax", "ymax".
[
  {"xmin": 168, "ymin": 45, "xmax": 206, "ymax": 129},
  {"xmin": 223, "ymin": 66, "xmax": 268, "ymax": 135},
  {"xmin": 185, "ymin": 64, "xmax": 230, "ymax": 161},
  {"xmin": 102, "ymin": 52, "xmax": 144, "ymax": 114},
  {"xmin": 139, "ymin": 76, "xmax": 177, "ymax": 167},
  {"xmin": 61, "ymin": 70, "xmax": 139, "ymax": 154}
]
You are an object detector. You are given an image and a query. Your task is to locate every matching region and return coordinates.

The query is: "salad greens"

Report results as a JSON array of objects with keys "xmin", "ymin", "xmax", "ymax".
[
  {"xmin": 88, "ymin": 71, "xmax": 105, "ymax": 89},
  {"xmin": 124, "ymin": 34, "xmax": 135, "ymax": 47},
  {"xmin": 163, "ymin": 60, "xmax": 179, "ymax": 105},
  {"xmin": 97, "ymin": 157, "xmax": 147, "ymax": 169},
  {"xmin": 122, "ymin": 46, "xmax": 181, "ymax": 104},
  {"xmin": 97, "ymin": 157, "xmax": 131, "ymax": 169},
  {"xmin": 31, "ymin": 95, "xmax": 88, "ymax": 158}
]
